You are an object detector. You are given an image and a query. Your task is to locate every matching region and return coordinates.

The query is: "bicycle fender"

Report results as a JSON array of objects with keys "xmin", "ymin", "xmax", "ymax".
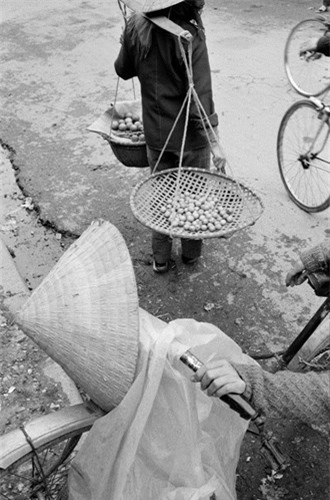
[{"xmin": 0, "ymin": 403, "xmax": 104, "ymax": 470}]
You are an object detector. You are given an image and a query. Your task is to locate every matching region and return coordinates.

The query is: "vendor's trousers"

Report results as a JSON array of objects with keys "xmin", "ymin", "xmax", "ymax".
[{"xmin": 147, "ymin": 146, "xmax": 210, "ymax": 264}]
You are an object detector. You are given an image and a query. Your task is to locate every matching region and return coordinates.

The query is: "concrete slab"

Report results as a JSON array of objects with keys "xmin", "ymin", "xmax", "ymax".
[{"xmin": 0, "ymin": 146, "xmax": 82, "ymax": 405}]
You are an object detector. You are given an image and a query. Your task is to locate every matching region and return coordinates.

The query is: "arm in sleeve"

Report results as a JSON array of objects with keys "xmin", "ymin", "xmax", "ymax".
[
  {"xmin": 316, "ymin": 34, "xmax": 330, "ymax": 56},
  {"xmin": 233, "ymin": 363, "xmax": 330, "ymax": 427},
  {"xmin": 188, "ymin": 35, "xmax": 218, "ymax": 129},
  {"xmin": 114, "ymin": 29, "xmax": 137, "ymax": 80},
  {"xmin": 300, "ymin": 241, "xmax": 330, "ymax": 275}
]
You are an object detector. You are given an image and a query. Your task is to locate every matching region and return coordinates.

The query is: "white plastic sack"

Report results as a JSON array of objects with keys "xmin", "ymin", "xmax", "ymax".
[{"xmin": 69, "ymin": 309, "xmax": 256, "ymax": 500}]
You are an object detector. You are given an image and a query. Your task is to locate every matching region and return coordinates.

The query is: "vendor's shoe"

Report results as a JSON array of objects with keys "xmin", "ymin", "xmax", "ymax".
[
  {"xmin": 152, "ymin": 259, "xmax": 174, "ymax": 274},
  {"xmin": 181, "ymin": 255, "xmax": 199, "ymax": 266},
  {"xmin": 153, "ymin": 260, "xmax": 170, "ymax": 274}
]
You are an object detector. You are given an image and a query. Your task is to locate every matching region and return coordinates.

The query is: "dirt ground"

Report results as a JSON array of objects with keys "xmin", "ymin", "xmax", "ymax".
[
  {"xmin": 1, "ymin": 277, "xmax": 329, "ymax": 500},
  {"xmin": 1, "ymin": 155, "xmax": 329, "ymax": 500},
  {"xmin": 0, "ymin": 0, "xmax": 329, "ymax": 498}
]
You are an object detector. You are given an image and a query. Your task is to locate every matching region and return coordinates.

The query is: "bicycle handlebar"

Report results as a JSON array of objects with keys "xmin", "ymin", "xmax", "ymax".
[{"xmin": 180, "ymin": 350, "xmax": 259, "ymax": 421}]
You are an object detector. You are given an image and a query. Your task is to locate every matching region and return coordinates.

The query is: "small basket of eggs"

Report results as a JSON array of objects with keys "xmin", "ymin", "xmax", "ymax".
[{"xmin": 88, "ymin": 100, "xmax": 149, "ymax": 168}]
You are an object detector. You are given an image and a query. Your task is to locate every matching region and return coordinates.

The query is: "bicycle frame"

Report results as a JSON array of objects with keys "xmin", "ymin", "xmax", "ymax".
[
  {"xmin": 280, "ymin": 295, "xmax": 330, "ymax": 366},
  {"xmin": 298, "ymin": 112, "xmax": 330, "ymax": 174},
  {"xmin": 251, "ymin": 270, "xmax": 330, "ymax": 368},
  {"xmin": 306, "ymin": 97, "xmax": 330, "ymax": 162}
]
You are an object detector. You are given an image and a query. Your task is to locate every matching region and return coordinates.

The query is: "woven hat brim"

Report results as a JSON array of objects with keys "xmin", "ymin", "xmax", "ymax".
[
  {"xmin": 15, "ymin": 220, "xmax": 139, "ymax": 412},
  {"xmin": 121, "ymin": 0, "xmax": 183, "ymax": 13}
]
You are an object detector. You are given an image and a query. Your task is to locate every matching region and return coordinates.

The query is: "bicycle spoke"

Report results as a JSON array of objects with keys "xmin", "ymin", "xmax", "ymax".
[
  {"xmin": 0, "ymin": 438, "xmax": 77, "ymax": 499},
  {"xmin": 277, "ymin": 100, "xmax": 330, "ymax": 211},
  {"xmin": 285, "ymin": 19, "xmax": 330, "ymax": 96}
]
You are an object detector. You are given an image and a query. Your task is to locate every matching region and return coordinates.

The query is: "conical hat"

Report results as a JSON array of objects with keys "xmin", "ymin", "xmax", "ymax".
[
  {"xmin": 121, "ymin": 0, "xmax": 183, "ymax": 13},
  {"xmin": 15, "ymin": 220, "xmax": 139, "ymax": 412}
]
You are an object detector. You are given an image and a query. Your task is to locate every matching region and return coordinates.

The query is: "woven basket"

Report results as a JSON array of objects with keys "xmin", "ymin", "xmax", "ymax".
[
  {"xmin": 88, "ymin": 100, "xmax": 149, "ymax": 168},
  {"xmin": 130, "ymin": 167, "xmax": 264, "ymax": 239},
  {"xmin": 15, "ymin": 220, "xmax": 140, "ymax": 412},
  {"xmin": 109, "ymin": 137, "xmax": 148, "ymax": 168}
]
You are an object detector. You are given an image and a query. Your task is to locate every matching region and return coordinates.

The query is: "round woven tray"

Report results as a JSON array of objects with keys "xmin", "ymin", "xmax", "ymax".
[{"xmin": 130, "ymin": 168, "xmax": 264, "ymax": 239}]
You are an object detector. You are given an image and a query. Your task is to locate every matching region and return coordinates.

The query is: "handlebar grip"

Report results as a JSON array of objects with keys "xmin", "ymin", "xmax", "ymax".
[{"xmin": 180, "ymin": 350, "xmax": 258, "ymax": 421}]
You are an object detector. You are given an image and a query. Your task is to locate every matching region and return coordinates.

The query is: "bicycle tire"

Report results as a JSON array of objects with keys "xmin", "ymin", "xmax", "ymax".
[
  {"xmin": 0, "ymin": 432, "xmax": 84, "ymax": 499},
  {"xmin": 277, "ymin": 99, "xmax": 330, "ymax": 212},
  {"xmin": 0, "ymin": 403, "xmax": 103, "ymax": 500},
  {"xmin": 285, "ymin": 18, "xmax": 330, "ymax": 97},
  {"xmin": 288, "ymin": 316, "xmax": 330, "ymax": 372}
]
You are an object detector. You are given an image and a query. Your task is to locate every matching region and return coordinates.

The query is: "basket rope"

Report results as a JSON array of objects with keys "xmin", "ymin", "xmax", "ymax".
[
  {"xmin": 119, "ymin": 4, "xmax": 263, "ymax": 238},
  {"xmin": 111, "ymin": 1, "xmax": 138, "ymax": 137},
  {"xmin": 153, "ymin": 32, "xmax": 258, "ymax": 238},
  {"xmin": 130, "ymin": 167, "xmax": 264, "ymax": 239}
]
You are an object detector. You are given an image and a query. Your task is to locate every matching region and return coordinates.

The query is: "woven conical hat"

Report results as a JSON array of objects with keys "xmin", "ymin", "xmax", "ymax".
[
  {"xmin": 122, "ymin": 0, "xmax": 183, "ymax": 13},
  {"xmin": 15, "ymin": 220, "xmax": 139, "ymax": 412}
]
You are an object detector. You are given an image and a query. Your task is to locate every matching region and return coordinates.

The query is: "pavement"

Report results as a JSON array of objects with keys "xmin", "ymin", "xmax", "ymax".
[
  {"xmin": 0, "ymin": 145, "xmax": 82, "ymax": 406},
  {"xmin": 0, "ymin": 0, "xmax": 328, "ymax": 409}
]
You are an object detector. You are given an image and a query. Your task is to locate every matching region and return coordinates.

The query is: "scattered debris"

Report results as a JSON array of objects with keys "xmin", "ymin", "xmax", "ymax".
[{"xmin": 22, "ymin": 197, "xmax": 34, "ymax": 211}]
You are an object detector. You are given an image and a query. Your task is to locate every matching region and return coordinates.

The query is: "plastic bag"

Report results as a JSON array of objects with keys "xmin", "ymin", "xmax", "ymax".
[{"xmin": 69, "ymin": 309, "xmax": 256, "ymax": 500}]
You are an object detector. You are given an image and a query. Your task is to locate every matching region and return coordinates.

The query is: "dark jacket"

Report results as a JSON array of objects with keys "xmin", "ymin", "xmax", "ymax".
[
  {"xmin": 316, "ymin": 34, "xmax": 330, "ymax": 56},
  {"xmin": 114, "ymin": 12, "xmax": 218, "ymax": 151}
]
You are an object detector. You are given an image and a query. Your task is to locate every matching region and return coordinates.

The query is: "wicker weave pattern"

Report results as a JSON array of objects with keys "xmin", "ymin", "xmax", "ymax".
[
  {"xmin": 15, "ymin": 220, "xmax": 139, "ymax": 412},
  {"xmin": 109, "ymin": 138, "xmax": 148, "ymax": 168},
  {"xmin": 130, "ymin": 168, "xmax": 263, "ymax": 239}
]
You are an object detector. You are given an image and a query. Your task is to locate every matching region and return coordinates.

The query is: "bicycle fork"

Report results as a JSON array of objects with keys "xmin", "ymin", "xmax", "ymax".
[{"xmin": 302, "ymin": 98, "xmax": 330, "ymax": 164}]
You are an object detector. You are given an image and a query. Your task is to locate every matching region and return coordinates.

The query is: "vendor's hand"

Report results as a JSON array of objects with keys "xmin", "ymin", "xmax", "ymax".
[
  {"xmin": 285, "ymin": 259, "xmax": 307, "ymax": 287},
  {"xmin": 191, "ymin": 359, "xmax": 246, "ymax": 398},
  {"xmin": 211, "ymin": 146, "xmax": 226, "ymax": 173}
]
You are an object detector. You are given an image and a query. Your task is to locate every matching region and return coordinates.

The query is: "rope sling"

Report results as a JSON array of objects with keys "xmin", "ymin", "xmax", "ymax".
[
  {"xmin": 90, "ymin": 2, "xmax": 264, "ymax": 239},
  {"xmin": 128, "ymin": 17, "xmax": 263, "ymax": 239}
]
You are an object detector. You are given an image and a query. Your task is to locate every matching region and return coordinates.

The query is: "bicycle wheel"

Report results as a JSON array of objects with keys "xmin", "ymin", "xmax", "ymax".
[
  {"xmin": 277, "ymin": 100, "xmax": 330, "ymax": 212},
  {"xmin": 285, "ymin": 18, "xmax": 330, "ymax": 97},
  {"xmin": 0, "ymin": 403, "xmax": 103, "ymax": 499},
  {"xmin": 288, "ymin": 316, "xmax": 330, "ymax": 372},
  {"xmin": 0, "ymin": 430, "xmax": 85, "ymax": 499}
]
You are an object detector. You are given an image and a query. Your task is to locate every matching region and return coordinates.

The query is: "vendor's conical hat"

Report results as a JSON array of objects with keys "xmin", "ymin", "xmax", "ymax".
[
  {"xmin": 121, "ymin": 0, "xmax": 184, "ymax": 13},
  {"xmin": 15, "ymin": 220, "xmax": 139, "ymax": 412}
]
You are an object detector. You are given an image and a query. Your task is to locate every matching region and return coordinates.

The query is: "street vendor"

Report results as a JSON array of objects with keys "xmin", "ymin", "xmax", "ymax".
[{"xmin": 114, "ymin": 0, "xmax": 225, "ymax": 273}]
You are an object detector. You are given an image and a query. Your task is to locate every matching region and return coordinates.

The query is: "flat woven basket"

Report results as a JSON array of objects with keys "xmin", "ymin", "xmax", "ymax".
[
  {"xmin": 130, "ymin": 168, "xmax": 263, "ymax": 239},
  {"xmin": 15, "ymin": 220, "xmax": 140, "ymax": 412}
]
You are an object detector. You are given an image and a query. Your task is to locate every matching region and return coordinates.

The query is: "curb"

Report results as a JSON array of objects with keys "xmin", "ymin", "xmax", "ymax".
[{"xmin": 0, "ymin": 236, "xmax": 83, "ymax": 405}]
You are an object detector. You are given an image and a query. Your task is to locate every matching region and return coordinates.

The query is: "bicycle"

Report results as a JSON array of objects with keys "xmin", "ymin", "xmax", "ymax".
[
  {"xmin": 250, "ymin": 271, "xmax": 330, "ymax": 372},
  {"xmin": 0, "ymin": 267, "xmax": 329, "ymax": 499},
  {"xmin": 277, "ymin": 15, "xmax": 330, "ymax": 213}
]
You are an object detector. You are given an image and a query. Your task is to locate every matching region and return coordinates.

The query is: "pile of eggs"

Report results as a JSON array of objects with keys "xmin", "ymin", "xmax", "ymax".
[
  {"xmin": 111, "ymin": 112, "xmax": 145, "ymax": 143},
  {"xmin": 160, "ymin": 192, "xmax": 234, "ymax": 233}
]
